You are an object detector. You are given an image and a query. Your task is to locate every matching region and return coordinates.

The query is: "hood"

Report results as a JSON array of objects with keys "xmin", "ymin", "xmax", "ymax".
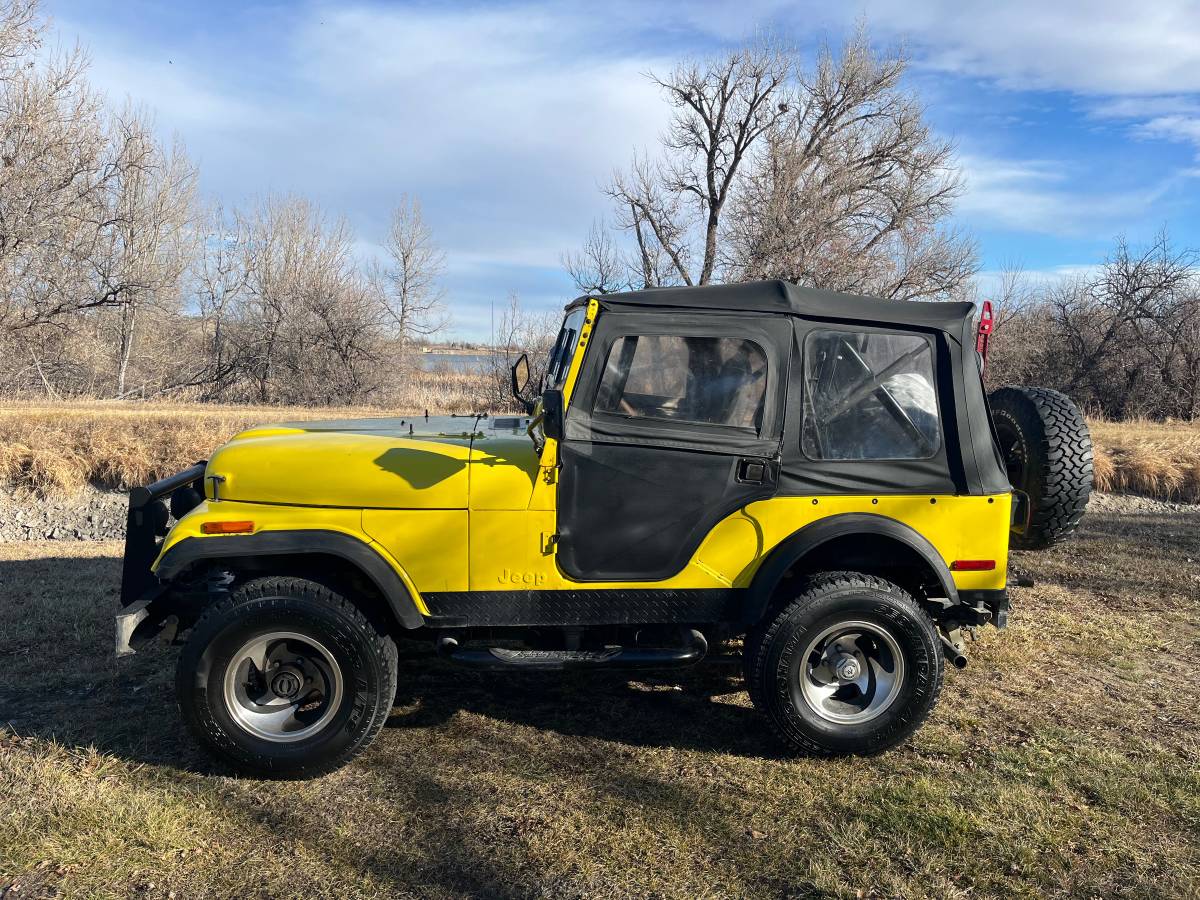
[
  {"xmin": 205, "ymin": 414, "xmax": 540, "ymax": 510},
  {"xmin": 206, "ymin": 416, "xmax": 493, "ymax": 509}
]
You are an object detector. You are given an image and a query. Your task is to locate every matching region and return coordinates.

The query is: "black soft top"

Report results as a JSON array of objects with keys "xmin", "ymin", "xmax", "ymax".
[{"xmin": 573, "ymin": 280, "xmax": 974, "ymax": 334}]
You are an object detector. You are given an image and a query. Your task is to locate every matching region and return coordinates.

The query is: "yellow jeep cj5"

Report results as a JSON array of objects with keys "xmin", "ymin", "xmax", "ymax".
[{"xmin": 118, "ymin": 281, "xmax": 1093, "ymax": 777}]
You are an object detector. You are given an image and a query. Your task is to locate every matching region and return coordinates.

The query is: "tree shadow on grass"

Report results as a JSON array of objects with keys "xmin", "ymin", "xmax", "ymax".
[
  {"xmin": 0, "ymin": 554, "xmax": 774, "ymax": 775},
  {"xmin": 385, "ymin": 641, "xmax": 774, "ymax": 759},
  {"xmin": 0, "ymin": 551, "xmax": 782, "ymax": 897}
]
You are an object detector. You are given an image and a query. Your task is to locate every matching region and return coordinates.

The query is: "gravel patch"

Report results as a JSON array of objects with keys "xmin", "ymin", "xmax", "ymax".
[
  {"xmin": 0, "ymin": 485, "xmax": 128, "ymax": 542},
  {"xmin": 1084, "ymin": 491, "xmax": 1200, "ymax": 515},
  {"xmin": 1, "ymin": 486, "xmax": 1196, "ymax": 544}
]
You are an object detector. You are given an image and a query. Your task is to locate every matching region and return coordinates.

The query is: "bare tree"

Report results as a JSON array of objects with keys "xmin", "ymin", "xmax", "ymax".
[
  {"xmin": 989, "ymin": 232, "xmax": 1200, "ymax": 420},
  {"xmin": 380, "ymin": 195, "xmax": 448, "ymax": 355},
  {"xmin": 486, "ymin": 291, "xmax": 558, "ymax": 408},
  {"xmin": 562, "ymin": 219, "xmax": 627, "ymax": 294},
  {"xmin": 0, "ymin": 1, "xmax": 454, "ymax": 407},
  {"xmin": 0, "ymin": 0, "xmax": 200, "ymax": 399},
  {"xmin": 191, "ymin": 202, "xmax": 251, "ymax": 397},
  {"xmin": 103, "ymin": 111, "xmax": 198, "ymax": 395},
  {"xmin": 591, "ymin": 43, "xmax": 790, "ymax": 291},
  {"xmin": 222, "ymin": 195, "xmax": 387, "ymax": 404},
  {"xmin": 0, "ymin": 0, "xmax": 35, "ymax": 63},
  {"xmin": 569, "ymin": 31, "xmax": 975, "ymax": 303},
  {"xmin": 977, "ymin": 264, "xmax": 1055, "ymax": 388},
  {"xmin": 728, "ymin": 34, "xmax": 974, "ymax": 300},
  {"xmin": 0, "ymin": 37, "xmax": 111, "ymax": 330}
]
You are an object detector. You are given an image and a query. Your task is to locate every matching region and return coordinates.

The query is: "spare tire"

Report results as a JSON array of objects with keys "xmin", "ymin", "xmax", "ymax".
[{"xmin": 988, "ymin": 386, "xmax": 1092, "ymax": 550}]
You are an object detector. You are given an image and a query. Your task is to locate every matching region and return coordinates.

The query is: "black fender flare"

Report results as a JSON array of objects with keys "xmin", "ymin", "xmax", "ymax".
[
  {"xmin": 743, "ymin": 513, "xmax": 958, "ymax": 624},
  {"xmin": 156, "ymin": 529, "xmax": 425, "ymax": 629}
]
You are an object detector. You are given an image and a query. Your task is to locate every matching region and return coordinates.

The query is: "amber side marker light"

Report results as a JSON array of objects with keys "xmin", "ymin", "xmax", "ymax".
[
  {"xmin": 950, "ymin": 559, "xmax": 996, "ymax": 571},
  {"xmin": 200, "ymin": 521, "xmax": 255, "ymax": 535}
]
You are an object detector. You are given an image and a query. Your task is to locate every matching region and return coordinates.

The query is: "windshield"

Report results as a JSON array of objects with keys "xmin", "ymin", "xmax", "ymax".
[{"xmin": 544, "ymin": 307, "xmax": 587, "ymax": 391}]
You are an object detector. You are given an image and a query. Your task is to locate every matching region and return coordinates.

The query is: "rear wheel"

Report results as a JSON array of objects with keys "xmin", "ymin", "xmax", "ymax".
[
  {"xmin": 176, "ymin": 576, "xmax": 397, "ymax": 778},
  {"xmin": 745, "ymin": 572, "xmax": 943, "ymax": 756},
  {"xmin": 989, "ymin": 386, "xmax": 1092, "ymax": 549}
]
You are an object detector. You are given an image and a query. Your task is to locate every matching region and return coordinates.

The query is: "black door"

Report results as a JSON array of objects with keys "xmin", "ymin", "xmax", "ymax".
[{"xmin": 555, "ymin": 311, "xmax": 790, "ymax": 582}]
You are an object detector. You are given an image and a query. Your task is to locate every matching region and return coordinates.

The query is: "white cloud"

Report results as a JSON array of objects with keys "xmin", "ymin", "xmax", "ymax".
[
  {"xmin": 954, "ymin": 154, "xmax": 1175, "ymax": 236},
  {"xmin": 973, "ymin": 264, "xmax": 1100, "ymax": 300},
  {"xmin": 1138, "ymin": 114, "xmax": 1200, "ymax": 147},
  {"xmin": 1086, "ymin": 94, "xmax": 1200, "ymax": 164},
  {"xmin": 44, "ymin": 0, "xmax": 1200, "ymax": 338},
  {"xmin": 843, "ymin": 0, "xmax": 1200, "ymax": 96},
  {"xmin": 640, "ymin": 0, "xmax": 1200, "ymax": 96},
  {"xmin": 53, "ymin": 2, "xmax": 678, "ymax": 335}
]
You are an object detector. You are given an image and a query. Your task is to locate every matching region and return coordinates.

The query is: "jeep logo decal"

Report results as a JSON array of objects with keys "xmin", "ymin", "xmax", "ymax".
[{"xmin": 498, "ymin": 568, "xmax": 547, "ymax": 586}]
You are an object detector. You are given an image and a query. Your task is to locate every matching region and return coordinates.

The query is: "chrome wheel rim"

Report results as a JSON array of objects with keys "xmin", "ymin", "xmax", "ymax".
[
  {"xmin": 798, "ymin": 620, "xmax": 905, "ymax": 724},
  {"xmin": 222, "ymin": 631, "xmax": 344, "ymax": 743}
]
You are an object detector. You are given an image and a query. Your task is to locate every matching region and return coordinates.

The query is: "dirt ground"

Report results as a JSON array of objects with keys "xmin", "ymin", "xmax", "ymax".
[{"xmin": 0, "ymin": 504, "xmax": 1197, "ymax": 899}]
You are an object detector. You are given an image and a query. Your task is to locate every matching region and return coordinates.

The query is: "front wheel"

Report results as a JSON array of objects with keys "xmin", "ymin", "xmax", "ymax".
[
  {"xmin": 176, "ymin": 576, "xmax": 398, "ymax": 778},
  {"xmin": 744, "ymin": 572, "xmax": 943, "ymax": 756}
]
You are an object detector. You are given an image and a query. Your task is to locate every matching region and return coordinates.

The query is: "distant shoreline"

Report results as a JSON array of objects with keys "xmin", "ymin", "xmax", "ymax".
[{"xmin": 419, "ymin": 346, "xmax": 501, "ymax": 356}]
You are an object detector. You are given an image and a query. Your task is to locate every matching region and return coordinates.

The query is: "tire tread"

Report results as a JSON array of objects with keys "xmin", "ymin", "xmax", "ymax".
[
  {"xmin": 177, "ymin": 575, "xmax": 398, "ymax": 778},
  {"xmin": 990, "ymin": 386, "xmax": 1092, "ymax": 549},
  {"xmin": 744, "ymin": 571, "xmax": 943, "ymax": 756}
]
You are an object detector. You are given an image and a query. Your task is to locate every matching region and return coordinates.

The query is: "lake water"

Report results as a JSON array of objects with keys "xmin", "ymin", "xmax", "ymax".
[{"xmin": 417, "ymin": 352, "xmax": 491, "ymax": 372}]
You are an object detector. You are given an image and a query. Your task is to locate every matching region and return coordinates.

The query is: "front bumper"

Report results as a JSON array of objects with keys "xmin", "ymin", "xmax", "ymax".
[
  {"xmin": 115, "ymin": 597, "xmax": 151, "ymax": 657},
  {"xmin": 117, "ymin": 462, "xmax": 206, "ymax": 655}
]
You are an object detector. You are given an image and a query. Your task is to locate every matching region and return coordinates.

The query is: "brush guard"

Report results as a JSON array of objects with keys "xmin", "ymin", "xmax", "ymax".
[{"xmin": 117, "ymin": 462, "xmax": 206, "ymax": 655}]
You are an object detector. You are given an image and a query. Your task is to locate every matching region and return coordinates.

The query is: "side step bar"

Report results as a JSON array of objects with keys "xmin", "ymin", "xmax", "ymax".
[{"xmin": 437, "ymin": 630, "xmax": 708, "ymax": 671}]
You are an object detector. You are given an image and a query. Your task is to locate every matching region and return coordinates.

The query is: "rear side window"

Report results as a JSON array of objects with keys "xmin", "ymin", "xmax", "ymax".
[
  {"xmin": 802, "ymin": 330, "xmax": 940, "ymax": 460},
  {"xmin": 595, "ymin": 335, "xmax": 768, "ymax": 432}
]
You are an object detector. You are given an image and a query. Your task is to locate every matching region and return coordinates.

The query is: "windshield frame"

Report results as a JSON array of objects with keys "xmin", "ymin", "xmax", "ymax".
[{"xmin": 544, "ymin": 307, "xmax": 588, "ymax": 392}]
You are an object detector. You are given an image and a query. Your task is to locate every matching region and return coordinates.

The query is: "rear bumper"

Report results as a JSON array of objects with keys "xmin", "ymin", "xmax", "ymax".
[{"xmin": 959, "ymin": 587, "xmax": 1011, "ymax": 628}]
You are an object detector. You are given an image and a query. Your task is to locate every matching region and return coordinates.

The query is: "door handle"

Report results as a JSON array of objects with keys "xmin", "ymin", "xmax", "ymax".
[{"xmin": 736, "ymin": 458, "xmax": 769, "ymax": 485}]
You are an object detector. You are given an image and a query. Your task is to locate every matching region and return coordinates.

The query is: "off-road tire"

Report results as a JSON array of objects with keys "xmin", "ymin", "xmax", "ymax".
[
  {"xmin": 176, "ymin": 576, "xmax": 397, "ymax": 778},
  {"xmin": 988, "ymin": 386, "xmax": 1092, "ymax": 550},
  {"xmin": 744, "ymin": 572, "xmax": 943, "ymax": 756}
]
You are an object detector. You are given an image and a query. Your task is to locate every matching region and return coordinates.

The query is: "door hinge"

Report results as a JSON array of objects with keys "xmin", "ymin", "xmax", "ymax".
[
  {"xmin": 541, "ymin": 532, "xmax": 559, "ymax": 555},
  {"xmin": 541, "ymin": 465, "xmax": 557, "ymax": 485}
]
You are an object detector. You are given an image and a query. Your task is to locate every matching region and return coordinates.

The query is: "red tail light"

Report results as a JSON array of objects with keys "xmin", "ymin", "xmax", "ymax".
[{"xmin": 950, "ymin": 559, "xmax": 996, "ymax": 571}]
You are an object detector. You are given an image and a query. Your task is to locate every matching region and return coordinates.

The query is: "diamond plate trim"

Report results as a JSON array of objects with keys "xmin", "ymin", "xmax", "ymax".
[{"xmin": 421, "ymin": 588, "xmax": 745, "ymax": 627}]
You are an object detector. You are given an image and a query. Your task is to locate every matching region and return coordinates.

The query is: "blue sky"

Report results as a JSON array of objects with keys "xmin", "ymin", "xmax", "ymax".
[{"xmin": 46, "ymin": 0, "xmax": 1200, "ymax": 339}]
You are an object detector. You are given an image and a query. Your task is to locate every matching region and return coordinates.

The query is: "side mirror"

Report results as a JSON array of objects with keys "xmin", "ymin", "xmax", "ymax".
[
  {"xmin": 542, "ymin": 389, "xmax": 564, "ymax": 441},
  {"xmin": 510, "ymin": 352, "xmax": 535, "ymax": 414}
]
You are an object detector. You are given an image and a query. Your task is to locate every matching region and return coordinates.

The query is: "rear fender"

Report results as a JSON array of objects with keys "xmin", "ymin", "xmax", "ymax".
[{"xmin": 743, "ymin": 513, "xmax": 958, "ymax": 624}]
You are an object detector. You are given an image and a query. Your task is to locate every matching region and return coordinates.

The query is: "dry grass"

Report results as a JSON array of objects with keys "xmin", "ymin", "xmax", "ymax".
[
  {"xmin": 1, "ymin": 399, "xmax": 1198, "ymax": 502},
  {"xmin": 1090, "ymin": 418, "xmax": 1200, "ymax": 502},
  {"xmin": 0, "ymin": 368, "xmax": 494, "ymax": 496},
  {"xmin": 1, "ymin": 507, "xmax": 1198, "ymax": 898}
]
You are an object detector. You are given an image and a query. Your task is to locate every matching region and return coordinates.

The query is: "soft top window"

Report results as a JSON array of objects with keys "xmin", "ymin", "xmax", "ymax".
[
  {"xmin": 802, "ymin": 329, "xmax": 940, "ymax": 460},
  {"xmin": 594, "ymin": 334, "xmax": 768, "ymax": 432}
]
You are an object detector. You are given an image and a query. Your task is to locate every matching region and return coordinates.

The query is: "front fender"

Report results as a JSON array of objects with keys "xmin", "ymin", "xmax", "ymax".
[{"xmin": 156, "ymin": 528, "xmax": 427, "ymax": 629}]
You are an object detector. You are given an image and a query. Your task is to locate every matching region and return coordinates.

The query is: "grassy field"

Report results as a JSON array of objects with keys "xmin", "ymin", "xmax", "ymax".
[
  {"xmin": 0, "ymin": 390, "xmax": 491, "ymax": 496},
  {"xmin": 1091, "ymin": 418, "xmax": 1200, "ymax": 502},
  {"xmin": 1, "ymin": 505, "xmax": 1197, "ymax": 899},
  {"xmin": 0, "ymin": 401, "xmax": 1197, "ymax": 501}
]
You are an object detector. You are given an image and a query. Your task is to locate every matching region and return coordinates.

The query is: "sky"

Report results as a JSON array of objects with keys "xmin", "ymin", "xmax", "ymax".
[{"xmin": 45, "ymin": 0, "xmax": 1200, "ymax": 339}]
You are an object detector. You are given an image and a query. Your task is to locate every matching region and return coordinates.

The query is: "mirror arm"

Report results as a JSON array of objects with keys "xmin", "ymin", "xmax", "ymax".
[{"xmin": 526, "ymin": 412, "xmax": 545, "ymax": 455}]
